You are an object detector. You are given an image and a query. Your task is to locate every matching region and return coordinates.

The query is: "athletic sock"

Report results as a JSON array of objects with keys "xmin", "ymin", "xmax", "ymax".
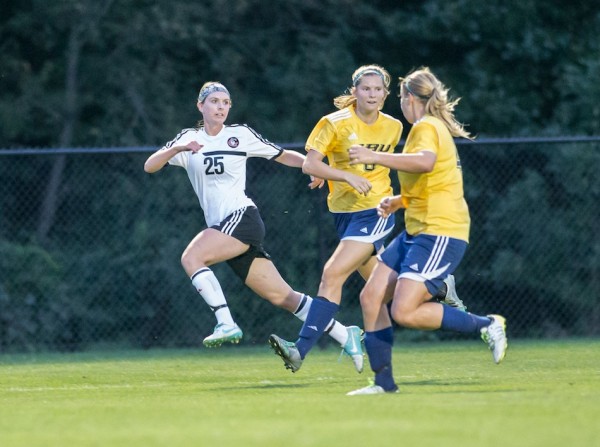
[
  {"xmin": 293, "ymin": 294, "xmax": 346, "ymax": 344},
  {"xmin": 324, "ymin": 319, "xmax": 348, "ymax": 345},
  {"xmin": 295, "ymin": 296, "xmax": 339, "ymax": 359},
  {"xmin": 365, "ymin": 327, "xmax": 398, "ymax": 392},
  {"xmin": 191, "ymin": 268, "xmax": 235, "ymax": 326},
  {"xmin": 440, "ymin": 305, "xmax": 491, "ymax": 333},
  {"xmin": 293, "ymin": 294, "xmax": 311, "ymax": 320}
]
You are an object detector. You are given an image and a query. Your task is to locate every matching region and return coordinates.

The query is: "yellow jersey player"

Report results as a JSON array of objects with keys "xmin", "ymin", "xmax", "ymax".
[
  {"xmin": 346, "ymin": 67, "xmax": 508, "ymax": 395},
  {"xmin": 269, "ymin": 65, "xmax": 399, "ymax": 373},
  {"xmin": 270, "ymin": 65, "xmax": 465, "ymax": 374}
]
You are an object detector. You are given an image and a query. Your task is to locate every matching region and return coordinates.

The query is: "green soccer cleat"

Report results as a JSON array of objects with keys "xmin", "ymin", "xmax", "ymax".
[
  {"xmin": 203, "ymin": 323, "xmax": 243, "ymax": 348},
  {"xmin": 269, "ymin": 334, "xmax": 303, "ymax": 373}
]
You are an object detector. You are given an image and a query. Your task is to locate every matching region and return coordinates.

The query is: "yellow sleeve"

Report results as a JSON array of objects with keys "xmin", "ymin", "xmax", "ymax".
[
  {"xmin": 404, "ymin": 122, "xmax": 439, "ymax": 155},
  {"xmin": 306, "ymin": 118, "xmax": 337, "ymax": 156}
]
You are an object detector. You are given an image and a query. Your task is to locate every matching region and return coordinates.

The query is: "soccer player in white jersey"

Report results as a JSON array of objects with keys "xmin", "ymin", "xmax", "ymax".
[{"xmin": 144, "ymin": 82, "xmax": 365, "ymax": 372}]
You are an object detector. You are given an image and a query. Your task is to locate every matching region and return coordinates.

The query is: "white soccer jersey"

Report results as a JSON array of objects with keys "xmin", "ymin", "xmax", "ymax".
[{"xmin": 162, "ymin": 124, "xmax": 283, "ymax": 227}]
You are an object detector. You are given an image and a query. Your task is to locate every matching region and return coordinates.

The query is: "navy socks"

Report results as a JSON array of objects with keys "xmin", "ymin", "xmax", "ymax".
[
  {"xmin": 295, "ymin": 296, "xmax": 339, "ymax": 359},
  {"xmin": 441, "ymin": 306, "xmax": 491, "ymax": 333},
  {"xmin": 365, "ymin": 327, "xmax": 398, "ymax": 392}
]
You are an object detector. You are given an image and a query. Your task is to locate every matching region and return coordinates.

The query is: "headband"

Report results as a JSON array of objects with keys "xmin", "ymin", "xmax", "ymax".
[
  {"xmin": 198, "ymin": 83, "xmax": 230, "ymax": 102},
  {"xmin": 404, "ymin": 81, "xmax": 430, "ymax": 100},
  {"xmin": 352, "ymin": 68, "xmax": 386, "ymax": 86}
]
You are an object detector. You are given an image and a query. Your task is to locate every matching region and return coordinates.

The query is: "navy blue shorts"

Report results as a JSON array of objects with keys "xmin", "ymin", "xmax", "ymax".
[
  {"xmin": 333, "ymin": 208, "xmax": 395, "ymax": 252},
  {"xmin": 379, "ymin": 231, "xmax": 468, "ymax": 296}
]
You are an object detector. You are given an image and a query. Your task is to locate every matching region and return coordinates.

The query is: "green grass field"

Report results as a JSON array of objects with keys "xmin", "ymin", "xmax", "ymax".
[{"xmin": 1, "ymin": 339, "xmax": 598, "ymax": 447}]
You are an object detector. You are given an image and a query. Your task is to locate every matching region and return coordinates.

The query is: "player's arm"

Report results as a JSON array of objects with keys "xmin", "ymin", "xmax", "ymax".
[
  {"xmin": 303, "ymin": 149, "xmax": 372, "ymax": 196},
  {"xmin": 348, "ymin": 145, "xmax": 436, "ymax": 173},
  {"xmin": 144, "ymin": 141, "xmax": 203, "ymax": 173},
  {"xmin": 274, "ymin": 149, "xmax": 325, "ymax": 189},
  {"xmin": 273, "ymin": 149, "xmax": 305, "ymax": 168}
]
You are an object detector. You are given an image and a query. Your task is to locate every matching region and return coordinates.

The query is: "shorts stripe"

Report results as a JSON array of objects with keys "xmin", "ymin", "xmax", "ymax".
[
  {"xmin": 422, "ymin": 236, "xmax": 448, "ymax": 273},
  {"xmin": 373, "ymin": 216, "xmax": 388, "ymax": 235},
  {"xmin": 222, "ymin": 207, "xmax": 246, "ymax": 236}
]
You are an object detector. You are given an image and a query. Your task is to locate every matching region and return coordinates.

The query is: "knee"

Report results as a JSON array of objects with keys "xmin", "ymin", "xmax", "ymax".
[
  {"xmin": 390, "ymin": 304, "xmax": 415, "ymax": 328},
  {"xmin": 321, "ymin": 264, "xmax": 346, "ymax": 288},
  {"xmin": 180, "ymin": 248, "xmax": 194, "ymax": 271},
  {"xmin": 359, "ymin": 288, "xmax": 379, "ymax": 313},
  {"xmin": 181, "ymin": 246, "xmax": 208, "ymax": 273}
]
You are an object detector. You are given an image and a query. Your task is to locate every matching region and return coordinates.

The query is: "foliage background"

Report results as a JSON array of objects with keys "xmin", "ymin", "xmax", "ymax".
[{"xmin": 0, "ymin": 0, "xmax": 599, "ymax": 351}]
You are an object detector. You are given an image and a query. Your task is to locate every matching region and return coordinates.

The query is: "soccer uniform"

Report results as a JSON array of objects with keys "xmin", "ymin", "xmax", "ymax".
[
  {"xmin": 161, "ymin": 124, "xmax": 283, "ymax": 245},
  {"xmin": 306, "ymin": 105, "xmax": 402, "ymax": 248},
  {"xmin": 398, "ymin": 115, "xmax": 470, "ymax": 242},
  {"xmin": 380, "ymin": 115, "xmax": 470, "ymax": 294}
]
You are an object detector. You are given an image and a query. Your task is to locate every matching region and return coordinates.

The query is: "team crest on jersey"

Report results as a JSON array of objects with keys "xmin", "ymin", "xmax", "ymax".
[{"xmin": 227, "ymin": 137, "xmax": 239, "ymax": 148}]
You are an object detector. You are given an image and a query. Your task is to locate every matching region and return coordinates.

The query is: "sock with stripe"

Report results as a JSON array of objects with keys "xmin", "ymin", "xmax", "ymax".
[
  {"xmin": 295, "ymin": 296, "xmax": 339, "ymax": 359},
  {"xmin": 293, "ymin": 294, "xmax": 347, "ymax": 345},
  {"xmin": 191, "ymin": 268, "xmax": 235, "ymax": 325}
]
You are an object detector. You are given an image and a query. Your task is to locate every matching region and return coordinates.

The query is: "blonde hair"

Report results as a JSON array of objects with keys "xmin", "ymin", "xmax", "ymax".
[
  {"xmin": 334, "ymin": 64, "xmax": 391, "ymax": 110},
  {"xmin": 400, "ymin": 67, "xmax": 473, "ymax": 140}
]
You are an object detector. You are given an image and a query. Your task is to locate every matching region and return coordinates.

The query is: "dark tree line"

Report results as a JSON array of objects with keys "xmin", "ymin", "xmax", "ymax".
[
  {"xmin": 1, "ymin": 0, "xmax": 599, "ymax": 350},
  {"xmin": 2, "ymin": 0, "xmax": 599, "ymax": 147}
]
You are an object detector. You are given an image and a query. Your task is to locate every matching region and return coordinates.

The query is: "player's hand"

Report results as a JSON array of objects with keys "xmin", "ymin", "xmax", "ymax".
[
  {"xmin": 348, "ymin": 145, "xmax": 376, "ymax": 165},
  {"xmin": 183, "ymin": 141, "xmax": 203, "ymax": 153},
  {"xmin": 377, "ymin": 196, "xmax": 402, "ymax": 217},
  {"xmin": 345, "ymin": 172, "xmax": 372, "ymax": 196},
  {"xmin": 308, "ymin": 176, "xmax": 325, "ymax": 189}
]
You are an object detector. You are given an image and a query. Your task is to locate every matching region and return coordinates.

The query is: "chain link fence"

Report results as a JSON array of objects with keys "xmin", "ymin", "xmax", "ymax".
[{"xmin": 1, "ymin": 138, "xmax": 599, "ymax": 352}]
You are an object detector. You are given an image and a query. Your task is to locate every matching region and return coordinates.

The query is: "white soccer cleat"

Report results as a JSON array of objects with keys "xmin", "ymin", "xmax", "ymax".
[
  {"xmin": 441, "ymin": 274, "xmax": 467, "ymax": 312},
  {"xmin": 347, "ymin": 384, "xmax": 399, "ymax": 396},
  {"xmin": 480, "ymin": 314, "xmax": 508, "ymax": 364},
  {"xmin": 203, "ymin": 323, "xmax": 243, "ymax": 348}
]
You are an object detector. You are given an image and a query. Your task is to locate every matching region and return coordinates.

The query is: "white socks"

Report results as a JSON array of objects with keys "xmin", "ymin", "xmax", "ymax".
[{"xmin": 191, "ymin": 268, "xmax": 235, "ymax": 326}]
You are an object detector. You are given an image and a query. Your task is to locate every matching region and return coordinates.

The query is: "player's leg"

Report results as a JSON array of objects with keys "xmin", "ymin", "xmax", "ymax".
[
  {"xmin": 241, "ymin": 256, "xmax": 365, "ymax": 372},
  {"xmin": 293, "ymin": 240, "xmax": 374, "ymax": 358},
  {"xmin": 392, "ymin": 234, "xmax": 507, "ymax": 364},
  {"xmin": 184, "ymin": 206, "xmax": 266, "ymax": 347},
  {"xmin": 269, "ymin": 241, "xmax": 373, "ymax": 372},
  {"xmin": 182, "ymin": 228, "xmax": 248, "ymax": 347},
  {"xmin": 348, "ymin": 259, "xmax": 399, "ymax": 395},
  {"xmin": 318, "ymin": 240, "xmax": 381, "ymax": 303},
  {"xmin": 271, "ymin": 208, "xmax": 393, "ymax": 371}
]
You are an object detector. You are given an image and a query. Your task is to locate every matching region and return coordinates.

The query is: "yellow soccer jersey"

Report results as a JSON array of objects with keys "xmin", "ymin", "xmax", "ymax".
[
  {"xmin": 306, "ymin": 106, "xmax": 402, "ymax": 212},
  {"xmin": 398, "ymin": 115, "xmax": 471, "ymax": 242}
]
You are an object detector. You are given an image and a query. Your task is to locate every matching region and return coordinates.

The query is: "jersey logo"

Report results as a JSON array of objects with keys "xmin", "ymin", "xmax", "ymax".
[
  {"xmin": 360, "ymin": 227, "xmax": 369, "ymax": 234},
  {"xmin": 409, "ymin": 263, "xmax": 419, "ymax": 271},
  {"xmin": 348, "ymin": 132, "xmax": 358, "ymax": 141},
  {"xmin": 227, "ymin": 137, "xmax": 239, "ymax": 148}
]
